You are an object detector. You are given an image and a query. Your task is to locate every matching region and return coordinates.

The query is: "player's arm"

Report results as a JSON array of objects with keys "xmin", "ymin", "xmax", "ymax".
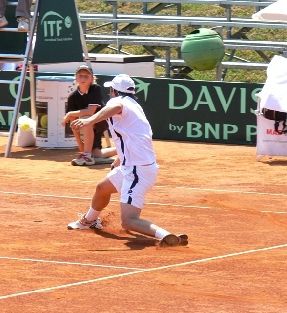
[
  {"xmin": 62, "ymin": 110, "xmax": 83, "ymax": 125},
  {"xmin": 71, "ymin": 102, "xmax": 122, "ymax": 129}
]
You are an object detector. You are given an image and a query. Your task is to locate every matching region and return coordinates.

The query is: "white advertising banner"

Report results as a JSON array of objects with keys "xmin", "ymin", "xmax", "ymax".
[
  {"xmin": 256, "ymin": 115, "xmax": 287, "ymax": 156},
  {"xmin": 35, "ymin": 76, "xmax": 77, "ymax": 148}
]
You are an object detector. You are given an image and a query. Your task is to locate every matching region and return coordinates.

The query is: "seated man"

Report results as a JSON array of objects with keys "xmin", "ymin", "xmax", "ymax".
[{"xmin": 62, "ymin": 65, "xmax": 116, "ymax": 166}]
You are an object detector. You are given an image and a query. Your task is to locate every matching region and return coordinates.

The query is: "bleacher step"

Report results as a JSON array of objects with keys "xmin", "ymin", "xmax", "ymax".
[
  {"xmin": 0, "ymin": 80, "xmax": 20, "ymax": 84},
  {"xmin": 0, "ymin": 27, "xmax": 27, "ymax": 32},
  {"xmin": 0, "ymin": 106, "xmax": 16, "ymax": 111},
  {"xmin": 0, "ymin": 54, "xmax": 25, "ymax": 59}
]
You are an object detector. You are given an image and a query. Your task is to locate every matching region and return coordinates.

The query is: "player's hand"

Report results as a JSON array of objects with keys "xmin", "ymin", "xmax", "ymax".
[
  {"xmin": 71, "ymin": 118, "xmax": 90, "ymax": 129},
  {"xmin": 110, "ymin": 157, "xmax": 120, "ymax": 170}
]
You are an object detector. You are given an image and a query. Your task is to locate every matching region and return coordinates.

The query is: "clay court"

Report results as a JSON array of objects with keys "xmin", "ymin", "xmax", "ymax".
[{"xmin": 0, "ymin": 138, "xmax": 286, "ymax": 313}]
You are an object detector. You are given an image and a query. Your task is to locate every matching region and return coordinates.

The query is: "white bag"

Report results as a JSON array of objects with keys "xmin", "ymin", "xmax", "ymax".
[{"xmin": 16, "ymin": 115, "xmax": 36, "ymax": 147}]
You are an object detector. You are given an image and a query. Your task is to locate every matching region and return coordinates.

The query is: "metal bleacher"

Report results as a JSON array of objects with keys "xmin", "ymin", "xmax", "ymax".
[{"xmin": 79, "ymin": 0, "xmax": 287, "ymax": 80}]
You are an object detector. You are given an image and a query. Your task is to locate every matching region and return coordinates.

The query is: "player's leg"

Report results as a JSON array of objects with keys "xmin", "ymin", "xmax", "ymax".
[
  {"xmin": 119, "ymin": 164, "xmax": 188, "ymax": 246},
  {"xmin": 120, "ymin": 203, "xmax": 166, "ymax": 236},
  {"xmin": 91, "ymin": 176, "xmax": 117, "ymax": 211},
  {"xmin": 120, "ymin": 203, "xmax": 182, "ymax": 247},
  {"xmin": 67, "ymin": 176, "xmax": 117, "ymax": 230}
]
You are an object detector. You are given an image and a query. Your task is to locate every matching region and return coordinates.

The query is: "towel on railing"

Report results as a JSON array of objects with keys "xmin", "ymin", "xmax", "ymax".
[
  {"xmin": 252, "ymin": 0, "xmax": 287, "ymax": 23},
  {"xmin": 257, "ymin": 55, "xmax": 287, "ymax": 113}
]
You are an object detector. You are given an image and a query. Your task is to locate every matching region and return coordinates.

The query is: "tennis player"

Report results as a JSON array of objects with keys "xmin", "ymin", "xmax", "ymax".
[{"xmin": 67, "ymin": 74, "xmax": 188, "ymax": 247}]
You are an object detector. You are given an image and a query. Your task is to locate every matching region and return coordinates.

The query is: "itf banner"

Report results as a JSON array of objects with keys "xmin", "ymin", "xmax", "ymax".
[
  {"xmin": 32, "ymin": 0, "xmax": 83, "ymax": 64},
  {"xmin": 256, "ymin": 115, "xmax": 287, "ymax": 156}
]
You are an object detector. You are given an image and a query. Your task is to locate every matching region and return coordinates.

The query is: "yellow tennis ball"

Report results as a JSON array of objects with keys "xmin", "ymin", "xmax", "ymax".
[
  {"xmin": 20, "ymin": 123, "xmax": 31, "ymax": 131},
  {"xmin": 40, "ymin": 114, "xmax": 48, "ymax": 128}
]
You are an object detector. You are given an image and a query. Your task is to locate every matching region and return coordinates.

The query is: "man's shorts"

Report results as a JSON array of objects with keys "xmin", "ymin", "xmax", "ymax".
[{"xmin": 107, "ymin": 163, "xmax": 158, "ymax": 209}]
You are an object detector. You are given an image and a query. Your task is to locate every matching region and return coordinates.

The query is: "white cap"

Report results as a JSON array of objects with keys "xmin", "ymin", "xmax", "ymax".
[
  {"xmin": 104, "ymin": 74, "xmax": 136, "ymax": 94},
  {"xmin": 75, "ymin": 64, "xmax": 93, "ymax": 75}
]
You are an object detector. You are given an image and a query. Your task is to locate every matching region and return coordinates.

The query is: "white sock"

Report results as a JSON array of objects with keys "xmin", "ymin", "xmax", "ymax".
[
  {"xmin": 85, "ymin": 206, "xmax": 100, "ymax": 222},
  {"xmin": 154, "ymin": 227, "xmax": 170, "ymax": 240}
]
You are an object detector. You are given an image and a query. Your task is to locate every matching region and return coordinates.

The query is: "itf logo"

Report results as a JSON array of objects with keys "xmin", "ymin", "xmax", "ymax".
[{"xmin": 40, "ymin": 11, "xmax": 73, "ymax": 41}]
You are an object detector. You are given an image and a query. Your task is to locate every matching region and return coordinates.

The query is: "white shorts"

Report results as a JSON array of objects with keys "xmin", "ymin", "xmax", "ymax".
[{"xmin": 107, "ymin": 163, "xmax": 158, "ymax": 209}]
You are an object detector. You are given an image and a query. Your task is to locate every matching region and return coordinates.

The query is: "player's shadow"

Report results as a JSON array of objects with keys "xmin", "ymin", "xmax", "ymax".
[
  {"xmin": 91, "ymin": 229, "xmax": 157, "ymax": 250},
  {"xmin": 259, "ymin": 157, "xmax": 287, "ymax": 166},
  {"xmin": 0, "ymin": 146, "xmax": 78, "ymax": 162},
  {"xmin": 266, "ymin": 160, "xmax": 287, "ymax": 166}
]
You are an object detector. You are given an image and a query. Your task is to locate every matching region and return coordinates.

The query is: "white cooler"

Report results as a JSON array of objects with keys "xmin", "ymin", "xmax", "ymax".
[{"xmin": 35, "ymin": 76, "xmax": 77, "ymax": 148}]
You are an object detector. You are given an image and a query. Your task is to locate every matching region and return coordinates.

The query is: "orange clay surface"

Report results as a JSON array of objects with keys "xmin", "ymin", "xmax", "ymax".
[{"xmin": 0, "ymin": 137, "xmax": 286, "ymax": 313}]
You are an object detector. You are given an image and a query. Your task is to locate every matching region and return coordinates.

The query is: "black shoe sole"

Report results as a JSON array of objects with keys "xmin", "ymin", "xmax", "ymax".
[
  {"xmin": 159, "ymin": 234, "xmax": 180, "ymax": 247},
  {"xmin": 178, "ymin": 234, "xmax": 189, "ymax": 246}
]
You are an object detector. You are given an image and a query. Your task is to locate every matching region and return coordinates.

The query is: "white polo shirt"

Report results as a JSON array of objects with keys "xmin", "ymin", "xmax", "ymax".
[{"xmin": 106, "ymin": 95, "xmax": 156, "ymax": 166}]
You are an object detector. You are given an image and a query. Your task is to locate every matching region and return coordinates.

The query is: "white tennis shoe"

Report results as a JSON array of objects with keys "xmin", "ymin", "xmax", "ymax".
[{"xmin": 67, "ymin": 215, "xmax": 103, "ymax": 230}]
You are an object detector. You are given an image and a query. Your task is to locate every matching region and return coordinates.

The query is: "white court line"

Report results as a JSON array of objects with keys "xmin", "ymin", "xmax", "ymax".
[
  {"xmin": 1, "ymin": 173, "xmax": 287, "ymax": 197},
  {"xmin": 0, "ymin": 256, "xmax": 143, "ymax": 271},
  {"xmin": 0, "ymin": 190, "xmax": 91, "ymax": 200},
  {"xmin": 155, "ymin": 185, "xmax": 287, "ymax": 197},
  {"xmin": 0, "ymin": 190, "xmax": 286, "ymax": 214},
  {"xmin": 0, "ymin": 190, "xmax": 206, "ymax": 208},
  {"xmin": 0, "ymin": 243, "xmax": 286, "ymax": 300}
]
